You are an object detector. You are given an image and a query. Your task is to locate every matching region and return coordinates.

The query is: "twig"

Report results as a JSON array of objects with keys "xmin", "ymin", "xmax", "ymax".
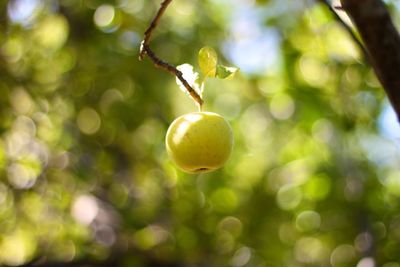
[
  {"xmin": 317, "ymin": 0, "xmax": 369, "ymax": 61},
  {"xmin": 139, "ymin": 0, "xmax": 172, "ymax": 60},
  {"xmin": 139, "ymin": 0, "xmax": 204, "ymax": 108}
]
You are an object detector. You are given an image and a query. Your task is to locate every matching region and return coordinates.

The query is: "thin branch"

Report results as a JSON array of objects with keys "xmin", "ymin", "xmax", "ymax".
[
  {"xmin": 139, "ymin": 0, "xmax": 204, "ymax": 107},
  {"xmin": 139, "ymin": 0, "xmax": 172, "ymax": 60},
  {"xmin": 143, "ymin": 44, "xmax": 204, "ymax": 106},
  {"xmin": 333, "ymin": 5, "xmax": 344, "ymax": 11},
  {"xmin": 340, "ymin": 0, "xmax": 400, "ymax": 120},
  {"xmin": 317, "ymin": 0, "xmax": 369, "ymax": 61}
]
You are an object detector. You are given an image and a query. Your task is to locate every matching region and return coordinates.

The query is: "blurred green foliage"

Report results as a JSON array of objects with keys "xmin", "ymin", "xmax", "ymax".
[{"xmin": 0, "ymin": 0, "xmax": 400, "ymax": 266}]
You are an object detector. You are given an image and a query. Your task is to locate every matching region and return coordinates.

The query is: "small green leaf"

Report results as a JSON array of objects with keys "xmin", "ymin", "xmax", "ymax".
[
  {"xmin": 176, "ymin": 63, "xmax": 203, "ymax": 97},
  {"xmin": 216, "ymin": 65, "xmax": 239, "ymax": 79},
  {"xmin": 198, "ymin": 46, "xmax": 218, "ymax": 78}
]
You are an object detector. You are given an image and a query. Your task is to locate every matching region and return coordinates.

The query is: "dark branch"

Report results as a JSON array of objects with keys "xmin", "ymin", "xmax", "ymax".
[
  {"xmin": 143, "ymin": 44, "xmax": 204, "ymax": 106},
  {"xmin": 139, "ymin": 0, "xmax": 203, "ymax": 108},
  {"xmin": 340, "ymin": 0, "xmax": 400, "ymax": 120},
  {"xmin": 317, "ymin": 0, "xmax": 369, "ymax": 61},
  {"xmin": 333, "ymin": 5, "xmax": 344, "ymax": 11},
  {"xmin": 140, "ymin": 0, "xmax": 173, "ymax": 58}
]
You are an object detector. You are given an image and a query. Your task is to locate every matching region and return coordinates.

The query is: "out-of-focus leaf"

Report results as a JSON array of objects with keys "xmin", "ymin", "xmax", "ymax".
[
  {"xmin": 216, "ymin": 65, "xmax": 239, "ymax": 80},
  {"xmin": 198, "ymin": 46, "xmax": 218, "ymax": 78}
]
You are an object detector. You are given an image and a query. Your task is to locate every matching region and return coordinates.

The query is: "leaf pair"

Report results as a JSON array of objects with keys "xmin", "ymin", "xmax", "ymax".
[
  {"xmin": 198, "ymin": 46, "xmax": 239, "ymax": 80},
  {"xmin": 176, "ymin": 46, "xmax": 239, "ymax": 99}
]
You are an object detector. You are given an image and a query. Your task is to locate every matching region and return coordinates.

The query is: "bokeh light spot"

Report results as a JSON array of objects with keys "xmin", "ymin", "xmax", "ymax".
[
  {"xmin": 133, "ymin": 225, "xmax": 169, "ymax": 250},
  {"xmin": 210, "ymin": 188, "xmax": 238, "ymax": 213},
  {"xmin": 295, "ymin": 237, "xmax": 327, "ymax": 264},
  {"xmin": 0, "ymin": 229, "xmax": 36, "ymax": 266},
  {"xmin": 230, "ymin": 246, "xmax": 252, "ymax": 267},
  {"xmin": 77, "ymin": 108, "xmax": 101, "ymax": 135},
  {"xmin": 94, "ymin": 5, "xmax": 115, "ymax": 27},
  {"xmin": 277, "ymin": 185, "xmax": 302, "ymax": 210},
  {"xmin": 304, "ymin": 174, "xmax": 331, "ymax": 201},
  {"xmin": 71, "ymin": 195, "xmax": 99, "ymax": 225},
  {"xmin": 355, "ymin": 232, "xmax": 373, "ymax": 253},
  {"xmin": 297, "ymin": 55, "xmax": 329, "ymax": 87},
  {"xmin": 357, "ymin": 257, "xmax": 375, "ymax": 267},
  {"xmin": 330, "ymin": 244, "xmax": 356, "ymax": 266},
  {"xmin": 218, "ymin": 216, "xmax": 243, "ymax": 237},
  {"xmin": 295, "ymin": 210, "xmax": 321, "ymax": 232},
  {"xmin": 94, "ymin": 5, "xmax": 120, "ymax": 32},
  {"xmin": 270, "ymin": 93, "xmax": 295, "ymax": 120},
  {"xmin": 10, "ymin": 88, "xmax": 34, "ymax": 115},
  {"xmin": 1, "ymin": 37, "xmax": 24, "ymax": 63},
  {"xmin": 34, "ymin": 15, "xmax": 69, "ymax": 50},
  {"xmin": 7, "ymin": 0, "xmax": 41, "ymax": 26}
]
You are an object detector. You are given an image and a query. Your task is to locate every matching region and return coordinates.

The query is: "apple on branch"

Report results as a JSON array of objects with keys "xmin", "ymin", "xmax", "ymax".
[{"xmin": 166, "ymin": 112, "xmax": 233, "ymax": 174}]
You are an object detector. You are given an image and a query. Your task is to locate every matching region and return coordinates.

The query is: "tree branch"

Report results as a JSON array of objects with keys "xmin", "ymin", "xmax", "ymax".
[
  {"xmin": 139, "ymin": 0, "xmax": 204, "ymax": 108},
  {"xmin": 340, "ymin": 0, "xmax": 400, "ymax": 120},
  {"xmin": 317, "ymin": 0, "xmax": 369, "ymax": 61}
]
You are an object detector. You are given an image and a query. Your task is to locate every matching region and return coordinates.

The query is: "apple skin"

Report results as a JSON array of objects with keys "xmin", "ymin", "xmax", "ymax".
[{"xmin": 166, "ymin": 112, "xmax": 233, "ymax": 174}]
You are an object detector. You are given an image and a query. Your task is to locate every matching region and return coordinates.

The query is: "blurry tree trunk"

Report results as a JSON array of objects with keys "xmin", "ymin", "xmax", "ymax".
[{"xmin": 341, "ymin": 0, "xmax": 400, "ymax": 121}]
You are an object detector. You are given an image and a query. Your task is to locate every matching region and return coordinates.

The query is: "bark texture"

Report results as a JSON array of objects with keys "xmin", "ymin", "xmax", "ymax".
[{"xmin": 341, "ymin": 0, "xmax": 400, "ymax": 120}]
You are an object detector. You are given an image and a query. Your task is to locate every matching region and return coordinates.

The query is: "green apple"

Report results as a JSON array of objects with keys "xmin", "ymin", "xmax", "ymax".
[{"xmin": 166, "ymin": 112, "xmax": 233, "ymax": 174}]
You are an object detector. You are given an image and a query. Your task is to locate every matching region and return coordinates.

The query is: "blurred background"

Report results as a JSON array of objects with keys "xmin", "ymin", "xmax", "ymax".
[{"xmin": 1, "ymin": 0, "xmax": 400, "ymax": 266}]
